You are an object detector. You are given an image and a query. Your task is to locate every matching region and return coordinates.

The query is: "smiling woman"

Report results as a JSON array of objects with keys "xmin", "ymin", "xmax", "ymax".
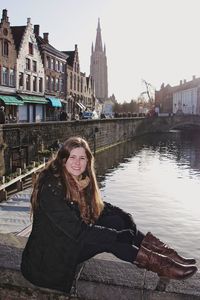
[
  {"xmin": 65, "ymin": 147, "xmax": 88, "ymax": 177},
  {"xmin": 20, "ymin": 136, "xmax": 197, "ymax": 294}
]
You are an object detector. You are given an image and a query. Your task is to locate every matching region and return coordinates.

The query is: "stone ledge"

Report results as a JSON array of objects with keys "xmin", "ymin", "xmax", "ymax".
[
  {"xmin": 0, "ymin": 233, "xmax": 200, "ymax": 300},
  {"xmin": 77, "ymin": 257, "xmax": 200, "ymax": 300}
]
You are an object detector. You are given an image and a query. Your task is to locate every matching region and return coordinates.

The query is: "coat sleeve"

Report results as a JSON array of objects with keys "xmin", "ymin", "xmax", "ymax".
[{"xmin": 39, "ymin": 179, "xmax": 118, "ymax": 244}]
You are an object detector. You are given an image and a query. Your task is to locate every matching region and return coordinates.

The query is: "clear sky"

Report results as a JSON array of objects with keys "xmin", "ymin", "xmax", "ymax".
[{"xmin": 2, "ymin": 0, "xmax": 200, "ymax": 102}]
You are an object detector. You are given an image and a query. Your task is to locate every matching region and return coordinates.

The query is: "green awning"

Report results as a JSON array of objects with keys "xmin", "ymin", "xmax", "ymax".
[
  {"xmin": 46, "ymin": 97, "xmax": 62, "ymax": 108},
  {"xmin": 0, "ymin": 95, "xmax": 23, "ymax": 105},
  {"xmin": 18, "ymin": 95, "xmax": 48, "ymax": 104}
]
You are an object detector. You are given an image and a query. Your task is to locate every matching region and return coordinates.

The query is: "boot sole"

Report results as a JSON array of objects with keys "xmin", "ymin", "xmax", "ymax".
[{"xmin": 159, "ymin": 267, "xmax": 198, "ymax": 281}]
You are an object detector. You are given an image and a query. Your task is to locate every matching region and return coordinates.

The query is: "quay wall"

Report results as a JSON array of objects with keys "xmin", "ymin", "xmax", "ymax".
[
  {"xmin": 2, "ymin": 114, "xmax": 200, "ymax": 175},
  {"xmin": 0, "ymin": 118, "xmax": 146, "ymax": 175}
]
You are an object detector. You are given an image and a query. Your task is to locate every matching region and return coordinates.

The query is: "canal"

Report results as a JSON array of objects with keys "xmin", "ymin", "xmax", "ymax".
[{"xmin": 96, "ymin": 130, "xmax": 200, "ymax": 261}]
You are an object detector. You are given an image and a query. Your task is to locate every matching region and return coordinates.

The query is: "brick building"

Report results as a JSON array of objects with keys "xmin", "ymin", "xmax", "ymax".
[{"xmin": 155, "ymin": 76, "xmax": 200, "ymax": 115}]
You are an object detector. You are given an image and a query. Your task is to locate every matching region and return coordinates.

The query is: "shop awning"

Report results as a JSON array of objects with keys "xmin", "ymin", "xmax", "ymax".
[
  {"xmin": 0, "ymin": 95, "xmax": 23, "ymax": 105},
  {"xmin": 46, "ymin": 97, "xmax": 62, "ymax": 108},
  {"xmin": 18, "ymin": 95, "xmax": 48, "ymax": 104}
]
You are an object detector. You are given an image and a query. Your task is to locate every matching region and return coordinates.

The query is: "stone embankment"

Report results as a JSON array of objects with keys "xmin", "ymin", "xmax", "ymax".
[{"xmin": 0, "ymin": 232, "xmax": 199, "ymax": 300}]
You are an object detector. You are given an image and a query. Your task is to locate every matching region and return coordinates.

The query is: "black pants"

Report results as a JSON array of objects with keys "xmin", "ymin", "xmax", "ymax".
[{"xmin": 78, "ymin": 215, "xmax": 145, "ymax": 264}]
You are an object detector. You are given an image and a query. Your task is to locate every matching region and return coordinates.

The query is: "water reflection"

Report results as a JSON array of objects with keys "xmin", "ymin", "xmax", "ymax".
[{"xmin": 95, "ymin": 130, "xmax": 200, "ymax": 261}]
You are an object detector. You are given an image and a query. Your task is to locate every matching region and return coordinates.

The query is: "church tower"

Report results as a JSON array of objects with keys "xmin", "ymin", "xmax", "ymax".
[{"xmin": 90, "ymin": 18, "xmax": 108, "ymax": 101}]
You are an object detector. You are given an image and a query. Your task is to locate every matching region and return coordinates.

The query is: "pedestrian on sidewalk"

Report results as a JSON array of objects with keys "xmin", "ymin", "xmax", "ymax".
[
  {"xmin": 21, "ymin": 136, "xmax": 198, "ymax": 294},
  {"xmin": 0, "ymin": 106, "xmax": 6, "ymax": 124}
]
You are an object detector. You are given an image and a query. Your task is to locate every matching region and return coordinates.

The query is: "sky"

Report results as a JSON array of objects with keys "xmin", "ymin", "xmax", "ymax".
[{"xmin": 2, "ymin": 0, "xmax": 200, "ymax": 103}]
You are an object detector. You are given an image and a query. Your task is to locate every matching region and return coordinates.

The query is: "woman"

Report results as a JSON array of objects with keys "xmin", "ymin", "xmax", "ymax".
[{"xmin": 21, "ymin": 136, "xmax": 197, "ymax": 293}]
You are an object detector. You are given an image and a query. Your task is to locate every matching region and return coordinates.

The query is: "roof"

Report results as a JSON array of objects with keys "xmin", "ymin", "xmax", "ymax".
[
  {"xmin": 10, "ymin": 26, "xmax": 26, "ymax": 53},
  {"xmin": 36, "ymin": 36, "xmax": 68, "ymax": 60},
  {"xmin": 173, "ymin": 77, "xmax": 200, "ymax": 93},
  {"xmin": 62, "ymin": 51, "xmax": 75, "ymax": 67}
]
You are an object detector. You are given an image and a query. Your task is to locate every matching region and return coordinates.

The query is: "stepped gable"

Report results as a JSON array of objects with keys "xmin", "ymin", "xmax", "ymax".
[
  {"xmin": 62, "ymin": 50, "xmax": 75, "ymax": 67},
  {"xmin": 10, "ymin": 26, "xmax": 26, "ymax": 54}
]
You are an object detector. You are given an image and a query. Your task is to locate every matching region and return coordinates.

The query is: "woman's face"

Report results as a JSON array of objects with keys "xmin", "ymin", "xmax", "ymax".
[{"xmin": 65, "ymin": 147, "xmax": 88, "ymax": 177}]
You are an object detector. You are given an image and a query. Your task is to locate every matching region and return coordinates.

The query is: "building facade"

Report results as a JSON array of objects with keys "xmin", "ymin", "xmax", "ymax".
[
  {"xmin": 34, "ymin": 26, "xmax": 68, "ymax": 121},
  {"xmin": 63, "ymin": 45, "xmax": 95, "ymax": 119},
  {"xmin": 0, "ymin": 8, "xmax": 98, "ymax": 123},
  {"xmin": 0, "ymin": 9, "xmax": 22, "ymax": 121},
  {"xmin": 155, "ymin": 76, "xmax": 200, "ymax": 115},
  {"xmin": 11, "ymin": 18, "xmax": 46, "ymax": 122}
]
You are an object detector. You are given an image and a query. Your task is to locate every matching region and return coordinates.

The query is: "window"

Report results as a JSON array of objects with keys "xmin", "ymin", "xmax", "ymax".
[
  {"xmin": 70, "ymin": 73, "xmax": 72, "ymax": 89},
  {"xmin": 62, "ymin": 63, "xmax": 65, "ymax": 73},
  {"xmin": 29, "ymin": 42, "xmax": 33, "ymax": 55},
  {"xmin": 26, "ymin": 58, "xmax": 31, "ymax": 70},
  {"xmin": 46, "ymin": 76, "xmax": 50, "ymax": 90},
  {"xmin": 51, "ymin": 58, "xmax": 54, "ymax": 70},
  {"xmin": 57, "ymin": 61, "xmax": 60, "ymax": 72},
  {"xmin": 33, "ymin": 76, "xmax": 37, "ymax": 91},
  {"xmin": 55, "ymin": 60, "xmax": 58, "ymax": 71},
  {"xmin": 74, "ymin": 75, "xmax": 76, "ymax": 91},
  {"xmin": 39, "ymin": 77, "xmax": 43, "ymax": 92},
  {"xmin": 33, "ymin": 60, "xmax": 37, "ymax": 72},
  {"xmin": 19, "ymin": 72, "xmax": 24, "ymax": 87},
  {"xmin": 56, "ymin": 78, "xmax": 59, "ymax": 91},
  {"xmin": 10, "ymin": 69, "xmax": 15, "ymax": 86},
  {"xmin": 77, "ymin": 77, "xmax": 80, "ymax": 92},
  {"xmin": 81, "ymin": 77, "xmax": 83, "ymax": 93},
  {"xmin": 60, "ymin": 62, "xmax": 65, "ymax": 73},
  {"xmin": 46, "ymin": 56, "xmax": 51, "ymax": 69},
  {"xmin": 2, "ymin": 67, "xmax": 8, "ymax": 85},
  {"xmin": 2, "ymin": 40, "xmax": 9, "ymax": 56},
  {"xmin": 60, "ymin": 78, "xmax": 64, "ymax": 92},
  {"xmin": 26, "ymin": 74, "xmax": 31, "ymax": 90},
  {"xmin": 51, "ymin": 77, "xmax": 54, "ymax": 91}
]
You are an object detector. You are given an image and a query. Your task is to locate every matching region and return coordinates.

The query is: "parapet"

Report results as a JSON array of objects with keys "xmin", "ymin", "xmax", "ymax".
[{"xmin": 0, "ymin": 233, "xmax": 199, "ymax": 299}]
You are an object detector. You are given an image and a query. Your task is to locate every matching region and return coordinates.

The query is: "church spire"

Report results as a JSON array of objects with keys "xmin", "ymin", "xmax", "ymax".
[
  {"xmin": 90, "ymin": 19, "xmax": 108, "ymax": 101},
  {"xmin": 95, "ymin": 18, "xmax": 103, "ymax": 52}
]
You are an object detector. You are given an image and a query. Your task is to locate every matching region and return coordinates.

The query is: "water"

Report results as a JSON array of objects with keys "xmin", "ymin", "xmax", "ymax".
[{"xmin": 96, "ymin": 130, "xmax": 200, "ymax": 262}]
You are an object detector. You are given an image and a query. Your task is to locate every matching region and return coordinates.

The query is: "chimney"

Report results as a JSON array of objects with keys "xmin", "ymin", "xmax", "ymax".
[
  {"xmin": 183, "ymin": 79, "xmax": 186, "ymax": 84},
  {"xmin": 192, "ymin": 75, "xmax": 196, "ymax": 81},
  {"xmin": 34, "ymin": 25, "xmax": 40, "ymax": 36},
  {"xmin": 75, "ymin": 44, "xmax": 78, "ymax": 51},
  {"xmin": 180, "ymin": 80, "xmax": 182, "ymax": 85},
  {"xmin": 2, "ymin": 9, "xmax": 8, "ymax": 22},
  {"xmin": 27, "ymin": 17, "xmax": 31, "ymax": 24},
  {"xmin": 43, "ymin": 32, "xmax": 49, "ymax": 43}
]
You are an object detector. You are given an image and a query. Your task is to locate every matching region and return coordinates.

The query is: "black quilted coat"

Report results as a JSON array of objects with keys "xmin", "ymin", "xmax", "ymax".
[{"xmin": 21, "ymin": 172, "xmax": 136, "ymax": 293}]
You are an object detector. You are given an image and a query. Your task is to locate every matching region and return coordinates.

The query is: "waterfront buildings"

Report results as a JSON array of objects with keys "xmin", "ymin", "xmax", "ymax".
[
  {"xmin": 155, "ymin": 76, "xmax": 200, "ymax": 115},
  {"xmin": 0, "ymin": 9, "xmax": 96, "ymax": 122},
  {"xmin": 62, "ymin": 45, "xmax": 95, "ymax": 119}
]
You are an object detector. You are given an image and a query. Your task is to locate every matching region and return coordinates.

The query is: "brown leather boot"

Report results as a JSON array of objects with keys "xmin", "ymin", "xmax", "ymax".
[
  {"xmin": 141, "ymin": 232, "xmax": 196, "ymax": 265},
  {"xmin": 134, "ymin": 246, "xmax": 197, "ymax": 280}
]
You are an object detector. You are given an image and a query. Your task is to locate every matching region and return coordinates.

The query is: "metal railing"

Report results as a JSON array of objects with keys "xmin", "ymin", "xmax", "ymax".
[{"xmin": 0, "ymin": 162, "xmax": 45, "ymax": 202}]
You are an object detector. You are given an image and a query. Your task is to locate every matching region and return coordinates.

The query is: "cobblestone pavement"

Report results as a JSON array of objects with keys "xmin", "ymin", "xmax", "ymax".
[{"xmin": 0, "ymin": 188, "xmax": 32, "ymax": 234}]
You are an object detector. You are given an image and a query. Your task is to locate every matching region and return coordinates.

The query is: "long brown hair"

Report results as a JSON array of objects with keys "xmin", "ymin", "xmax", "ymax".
[{"xmin": 31, "ymin": 136, "xmax": 104, "ymax": 223}]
